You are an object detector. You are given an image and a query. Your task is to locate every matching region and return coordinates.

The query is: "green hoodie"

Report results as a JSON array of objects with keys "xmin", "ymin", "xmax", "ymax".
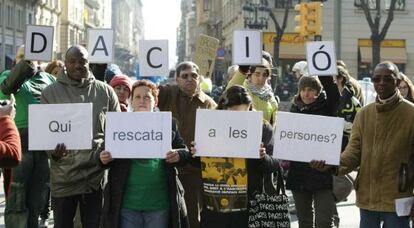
[{"xmin": 41, "ymin": 69, "xmax": 120, "ymax": 197}]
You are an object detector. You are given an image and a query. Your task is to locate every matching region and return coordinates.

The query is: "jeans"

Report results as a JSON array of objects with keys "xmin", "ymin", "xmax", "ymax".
[
  {"xmin": 120, "ymin": 208, "xmax": 169, "ymax": 228},
  {"xmin": 292, "ymin": 189, "xmax": 335, "ymax": 228},
  {"xmin": 52, "ymin": 189, "xmax": 102, "ymax": 228},
  {"xmin": 359, "ymin": 209, "xmax": 410, "ymax": 228}
]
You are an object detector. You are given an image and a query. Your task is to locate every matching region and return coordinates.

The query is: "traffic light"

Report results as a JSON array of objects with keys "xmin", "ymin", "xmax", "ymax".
[
  {"xmin": 294, "ymin": 3, "xmax": 308, "ymax": 37},
  {"xmin": 307, "ymin": 2, "xmax": 322, "ymax": 36},
  {"xmin": 294, "ymin": 2, "xmax": 323, "ymax": 37}
]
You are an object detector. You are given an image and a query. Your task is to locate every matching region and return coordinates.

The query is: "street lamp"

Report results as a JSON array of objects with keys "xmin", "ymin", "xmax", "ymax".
[{"xmin": 242, "ymin": 0, "xmax": 270, "ymax": 29}]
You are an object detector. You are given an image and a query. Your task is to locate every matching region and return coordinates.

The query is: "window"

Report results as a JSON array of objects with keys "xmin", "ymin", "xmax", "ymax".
[
  {"xmin": 274, "ymin": 0, "xmax": 296, "ymax": 8},
  {"xmin": 354, "ymin": 0, "xmax": 405, "ymax": 11},
  {"xmin": 203, "ymin": 0, "xmax": 209, "ymax": 11},
  {"xmin": 17, "ymin": 9, "xmax": 23, "ymax": 30},
  {"xmin": 7, "ymin": 5, "xmax": 13, "ymax": 27},
  {"xmin": 28, "ymin": 13, "xmax": 33, "ymax": 25}
]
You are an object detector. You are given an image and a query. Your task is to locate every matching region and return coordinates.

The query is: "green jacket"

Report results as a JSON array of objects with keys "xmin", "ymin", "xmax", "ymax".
[
  {"xmin": 227, "ymin": 71, "xmax": 278, "ymax": 126},
  {"xmin": 41, "ymin": 69, "xmax": 120, "ymax": 197},
  {"xmin": 339, "ymin": 91, "xmax": 414, "ymax": 212},
  {"xmin": 0, "ymin": 62, "xmax": 56, "ymax": 129}
]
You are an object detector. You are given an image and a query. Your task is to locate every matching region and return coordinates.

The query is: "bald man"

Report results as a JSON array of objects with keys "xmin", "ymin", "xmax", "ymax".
[
  {"xmin": 0, "ymin": 45, "xmax": 56, "ymax": 228},
  {"xmin": 41, "ymin": 45, "xmax": 120, "ymax": 228}
]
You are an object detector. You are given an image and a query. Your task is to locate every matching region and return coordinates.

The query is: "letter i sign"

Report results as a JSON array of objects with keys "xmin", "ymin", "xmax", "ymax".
[{"xmin": 306, "ymin": 41, "xmax": 337, "ymax": 76}]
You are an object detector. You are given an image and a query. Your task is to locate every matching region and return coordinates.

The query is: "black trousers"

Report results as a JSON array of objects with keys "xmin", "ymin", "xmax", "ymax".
[
  {"xmin": 52, "ymin": 189, "xmax": 102, "ymax": 228},
  {"xmin": 201, "ymin": 208, "xmax": 248, "ymax": 228}
]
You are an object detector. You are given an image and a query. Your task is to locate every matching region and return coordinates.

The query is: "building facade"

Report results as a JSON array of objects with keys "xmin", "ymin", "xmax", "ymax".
[
  {"xmin": 36, "ymin": 0, "xmax": 61, "ymax": 58},
  {"xmin": 59, "ymin": 0, "xmax": 84, "ymax": 57}
]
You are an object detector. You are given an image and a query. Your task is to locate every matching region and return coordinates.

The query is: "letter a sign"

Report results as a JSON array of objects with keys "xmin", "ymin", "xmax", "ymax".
[
  {"xmin": 25, "ymin": 25, "xmax": 54, "ymax": 61},
  {"xmin": 139, "ymin": 40, "xmax": 169, "ymax": 77},
  {"xmin": 88, "ymin": 29, "xmax": 114, "ymax": 63},
  {"xmin": 306, "ymin": 41, "xmax": 337, "ymax": 76}
]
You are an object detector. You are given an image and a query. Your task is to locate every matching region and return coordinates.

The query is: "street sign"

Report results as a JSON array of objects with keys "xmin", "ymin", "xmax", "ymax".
[
  {"xmin": 306, "ymin": 41, "xmax": 337, "ymax": 76},
  {"xmin": 87, "ymin": 29, "xmax": 114, "ymax": 63},
  {"xmin": 139, "ymin": 40, "xmax": 169, "ymax": 77},
  {"xmin": 24, "ymin": 25, "xmax": 54, "ymax": 61},
  {"xmin": 232, "ymin": 30, "xmax": 262, "ymax": 65}
]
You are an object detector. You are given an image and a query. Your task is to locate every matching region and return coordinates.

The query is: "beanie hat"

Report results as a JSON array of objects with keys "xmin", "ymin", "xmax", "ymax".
[
  {"xmin": 298, "ymin": 76, "xmax": 323, "ymax": 95},
  {"xmin": 105, "ymin": 64, "xmax": 122, "ymax": 83},
  {"xmin": 110, "ymin": 75, "xmax": 132, "ymax": 96},
  {"xmin": 292, "ymin": 61, "xmax": 309, "ymax": 77}
]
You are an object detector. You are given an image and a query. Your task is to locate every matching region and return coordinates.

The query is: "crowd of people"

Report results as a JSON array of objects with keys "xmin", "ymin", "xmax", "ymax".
[{"xmin": 0, "ymin": 44, "xmax": 414, "ymax": 228}]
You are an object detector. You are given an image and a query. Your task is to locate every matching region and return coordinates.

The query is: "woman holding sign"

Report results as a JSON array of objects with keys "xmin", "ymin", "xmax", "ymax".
[
  {"xmin": 286, "ymin": 75, "xmax": 339, "ymax": 228},
  {"xmin": 100, "ymin": 80, "xmax": 190, "ymax": 228},
  {"xmin": 191, "ymin": 85, "xmax": 279, "ymax": 227}
]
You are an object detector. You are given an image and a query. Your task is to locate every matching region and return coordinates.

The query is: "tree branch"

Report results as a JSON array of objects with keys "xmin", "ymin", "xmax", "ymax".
[
  {"xmin": 360, "ymin": 0, "xmax": 376, "ymax": 34},
  {"xmin": 379, "ymin": 0, "xmax": 397, "ymax": 39}
]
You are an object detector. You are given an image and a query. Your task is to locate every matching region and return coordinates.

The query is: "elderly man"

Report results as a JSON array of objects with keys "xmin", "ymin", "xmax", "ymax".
[
  {"xmin": 41, "ymin": 45, "xmax": 120, "ymax": 228},
  {"xmin": 157, "ymin": 61, "xmax": 217, "ymax": 228},
  {"xmin": 0, "ymin": 46, "xmax": 56, "ymax": 228},
  {"xmin": 311, "ymin": 61, "xmax": 414, "ymax": 228}
]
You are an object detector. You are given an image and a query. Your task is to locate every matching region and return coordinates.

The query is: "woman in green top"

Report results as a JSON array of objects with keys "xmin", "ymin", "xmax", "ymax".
[{"xmin": 100, "ymin": 80, "xmax": 191, "ymax": 228}]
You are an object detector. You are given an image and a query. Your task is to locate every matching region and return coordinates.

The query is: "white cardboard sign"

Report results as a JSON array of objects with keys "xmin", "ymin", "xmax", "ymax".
[
  {"xmin": 232, "ymin": 30, "xmax": 262, "ymax": 65},
  {"xmin": 105, "ymin": 112, "xmax": 172, "ymax": 158},
  {"xmin": 28, "ymin": 103, "xmax": 92, "ymax": 150},
  {"xmin": 24, "ymin": 25, "xmax": 54, "ymax": 61},
  {"xmin": 273, "ymin": 112, "xmax": 343, "ymax": 165},
  {"xmin": 194, "ymin": 109, "xmax": 262, "ymax": 158},
  {"xmin": 139, "ymin": 40, "xmax": 169, "ymax": 77},
  {"xmin": 87, "ymin": 29, "xmax": 114, "ymax": 63},
  {"xmin": 306, "ymin": 41, "xmax": 338, "ymax": 76}
]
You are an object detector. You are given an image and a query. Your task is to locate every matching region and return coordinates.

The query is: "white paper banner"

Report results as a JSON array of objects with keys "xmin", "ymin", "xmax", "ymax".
[
  {"xmin": 28, "ymin": 103, "xmax": 92, "ymax": 150},
  {"xmin": 273, "ymin": 112, "xmax": 343, "ymax": 165},
  {"xmin": 87, "ymin": 29, "xmax": 114, "ymax": 63},
  {"xmin": 105, "ymin": 112, "xmax": 172, "ymax": 158},
  {"xmin": 232, "ymin": 30, "xmax": 262, "ymax": 65},
  {"xmin": 24, "ymin": 25, "xmax": 54, "ymax": 61},
  {"xmin": 306, "ymin": 41, "xmax": 338, "ymax": 76},
  {"xmin": 139, "ymin": 40, "xmax": 169, "ymax": 77},
  {"xmin": 194, "ymin": 109, "xmax": 262, "ymax": 158}
]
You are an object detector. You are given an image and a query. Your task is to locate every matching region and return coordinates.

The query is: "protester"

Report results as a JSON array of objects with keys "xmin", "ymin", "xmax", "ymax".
[
  {"xmin": 211, "ymin": 65, "xmax": 238, "ymax": 102},
  {"xmin": 191, "ymin": 85, "xmax": 279, "ymax": 227},
  {"xmin": 110, "ymin": 74, "xmax": 132, "ymax": 112},
  {"xmin": 100, "ymin": 79, "xmax": 190, "ymax": 228},
  {"xmin": 291, "ymin": 61, "xmax": 308, "ymax": 80},
  {"xmin": 287, "ymin": 75, "xmax": 339, "ymax": 228},
  {"xmin": 227, "ymin": 57, "xmax": 278, "ymax": 126},
  {"xmin": 41, "ymin": 45, "xmax": 120, "ymax": 228},
  {"xmin": 311, "ymin": 61, "xmax": 414, "ymax": 228},
  {"xmin": 337, "ymin": 60, "xmax": 364, "ymax": 105},
  {"xmin": 397, "ymin": 72, "xmax": 414, "ymax": 102},
  {"xmin": 0, "ymin": 45, "xmax": 56, "ymax": 228},
  {"xmin": 105, "ymin": 63, "xmax": 123, "ymax": 83},
  {"xmin": 0, "ymin": 94, "xmax": 22, "ymax": 195},
  {"xmin": 157, "ymin": 61, "xmax": 217, "ymax": 228},
  {"xmin": 45, "ymin": 60, "xmax": 64, "ymax": 77}
]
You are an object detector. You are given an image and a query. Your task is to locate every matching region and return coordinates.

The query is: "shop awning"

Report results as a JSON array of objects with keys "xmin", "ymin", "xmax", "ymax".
[
  {"xmin": 279, "ymin": 43, "xmax": 306, "ymax": 59},
  {"xmin": 360, "ymin": 47, "xmax": 407, "ymax": 64}
]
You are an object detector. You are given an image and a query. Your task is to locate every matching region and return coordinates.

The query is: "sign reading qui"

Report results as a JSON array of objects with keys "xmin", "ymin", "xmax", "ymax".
[
  {"xmin": 194, "ymin": 109, "xmax": 262, "ymax": 158},
  {"xmin": 273, "ymin": 112, "xmax": 343, "ymax": 165},
  {"xmin": 87, "ymin": 29, "xmax": 114, "ymax": 63},
  {"xmin": 306, "ymin": 41, "xmax": 337, "ymax": 76},
  {"xmin": 28, "ymin": 103, "xmax": 92, "ymax": 150},
  {"xmin": 232, "ymin": 30, "xmax": 262, "ymax": 65},
  {"xmin": 24, "ymin": 25, "xmax": 54, "ymax": 61},
  {"xmin": 139, "ymin": 40, "xmax": 169, "ymax": 77},
  {"xmin": 105, "ymin": 112, "xmax": 172, "ymax": 158}
]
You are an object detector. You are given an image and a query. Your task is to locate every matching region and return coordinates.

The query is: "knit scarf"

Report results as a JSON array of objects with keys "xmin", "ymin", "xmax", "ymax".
[{"xmin": 245, "ymin": 80, "xmax": 274, "ymax": 102}]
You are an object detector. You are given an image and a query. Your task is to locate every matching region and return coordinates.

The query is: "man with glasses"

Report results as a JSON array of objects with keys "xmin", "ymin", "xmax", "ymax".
[
  {"xmin": 311, "ymin": 61, "xmax": 414, "ymax": 227},
  {"xmin": 157, "ymin": 61, "xmax": 217, "ymax": 228}
]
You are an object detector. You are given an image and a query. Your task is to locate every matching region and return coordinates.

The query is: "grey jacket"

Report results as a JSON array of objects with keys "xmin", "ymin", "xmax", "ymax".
[{"xmin": 41, "ymin": 69, "xmax": 120, "ymax": 197}]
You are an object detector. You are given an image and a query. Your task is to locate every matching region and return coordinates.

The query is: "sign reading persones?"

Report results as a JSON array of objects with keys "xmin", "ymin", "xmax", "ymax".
[
  {"xmin": 273, "ymin": 112, "xmax": 343, "ymax": 165},
  {"xmin": 232, "ymin": 30, "xmax": 262, "ymax": 65},
  {"xmin": 306, "ymin": 41, "xmax": 338, "ymax": 76},
  {"xmin": 139, "ymin": 40, "xmax": 169, "ymax": 77},
  {"xmin": 28, "ymin": 103, "xmax": 92, "ymax": 150},
  {"xmin": 24, "ymin": 25, "xmax": 54, "ymax": 61},
  {"xmin": 193, "ymin": 34, "xmax": 219, "ymax": 78},
  {"xmin": 105, "ymin": 112, "xmax": 172, "ymax": 158},
  {"xmin": 87, "ymin": 29, "xmax": 114, "ymax": 63},
  {"xmin": 194, "ymin": 109, "xmax": 262, "ymax": 158}
]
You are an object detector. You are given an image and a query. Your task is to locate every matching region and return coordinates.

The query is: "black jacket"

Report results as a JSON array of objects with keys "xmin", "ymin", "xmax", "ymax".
[
  {"xmin": 101, "ymin": 118, "xmax": 190, "ymax": 228},
  {"xmin": 286, "ymin": 76, "xmax": 339, "ymax": 191}
]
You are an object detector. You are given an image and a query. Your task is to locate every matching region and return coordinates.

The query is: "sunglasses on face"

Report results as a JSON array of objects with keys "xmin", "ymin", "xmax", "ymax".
[
  {"xmin": 372, "ymin": 75, "xmax": 396, "ymax": 83},
  {"xmin": 179, "ymin": 73, "xmax": 199, "ymax": 80}
]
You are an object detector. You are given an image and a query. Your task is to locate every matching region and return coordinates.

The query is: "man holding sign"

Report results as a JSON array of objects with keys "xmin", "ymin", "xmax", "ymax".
[
  {"xmin": 41, "ymin": 45, "xmax": 120, "ymax": 228},
  {"xmin": 0, "ymin": 46, "xmax": 56, "ymax": 228}
]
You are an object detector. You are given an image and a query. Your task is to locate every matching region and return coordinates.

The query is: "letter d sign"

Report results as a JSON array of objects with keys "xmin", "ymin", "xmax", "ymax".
[{"xmin": 24, "ymin": 25, "xmax": 54, "ymax": 61}]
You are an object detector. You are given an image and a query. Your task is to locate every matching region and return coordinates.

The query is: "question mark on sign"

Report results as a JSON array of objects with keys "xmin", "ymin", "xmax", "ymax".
[{"xmin": 330, "ymin": 134, "xmax": 337, "ymax": 143}]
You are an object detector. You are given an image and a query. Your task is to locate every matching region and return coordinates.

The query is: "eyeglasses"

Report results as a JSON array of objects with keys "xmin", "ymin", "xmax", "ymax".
[
  {"xmin": 398, "ymin": 86, "xmax": 409, "ymax": 90},
  {"xmin": 179, "ymin": 73, "xmax": 199, "ymax": 80},
  {"xmin": 372, "ymin": 75, "xmax": 396, "ymax": 83}
]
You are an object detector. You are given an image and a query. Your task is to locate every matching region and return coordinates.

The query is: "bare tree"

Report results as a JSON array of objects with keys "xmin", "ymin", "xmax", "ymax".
[
  {"xmin": 359, "ymin": 0, "xmax": 398, "ymax": 70},
  {"xmin": 262, "ymin": 0, "xmax": 292, "ymax": 90}
]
